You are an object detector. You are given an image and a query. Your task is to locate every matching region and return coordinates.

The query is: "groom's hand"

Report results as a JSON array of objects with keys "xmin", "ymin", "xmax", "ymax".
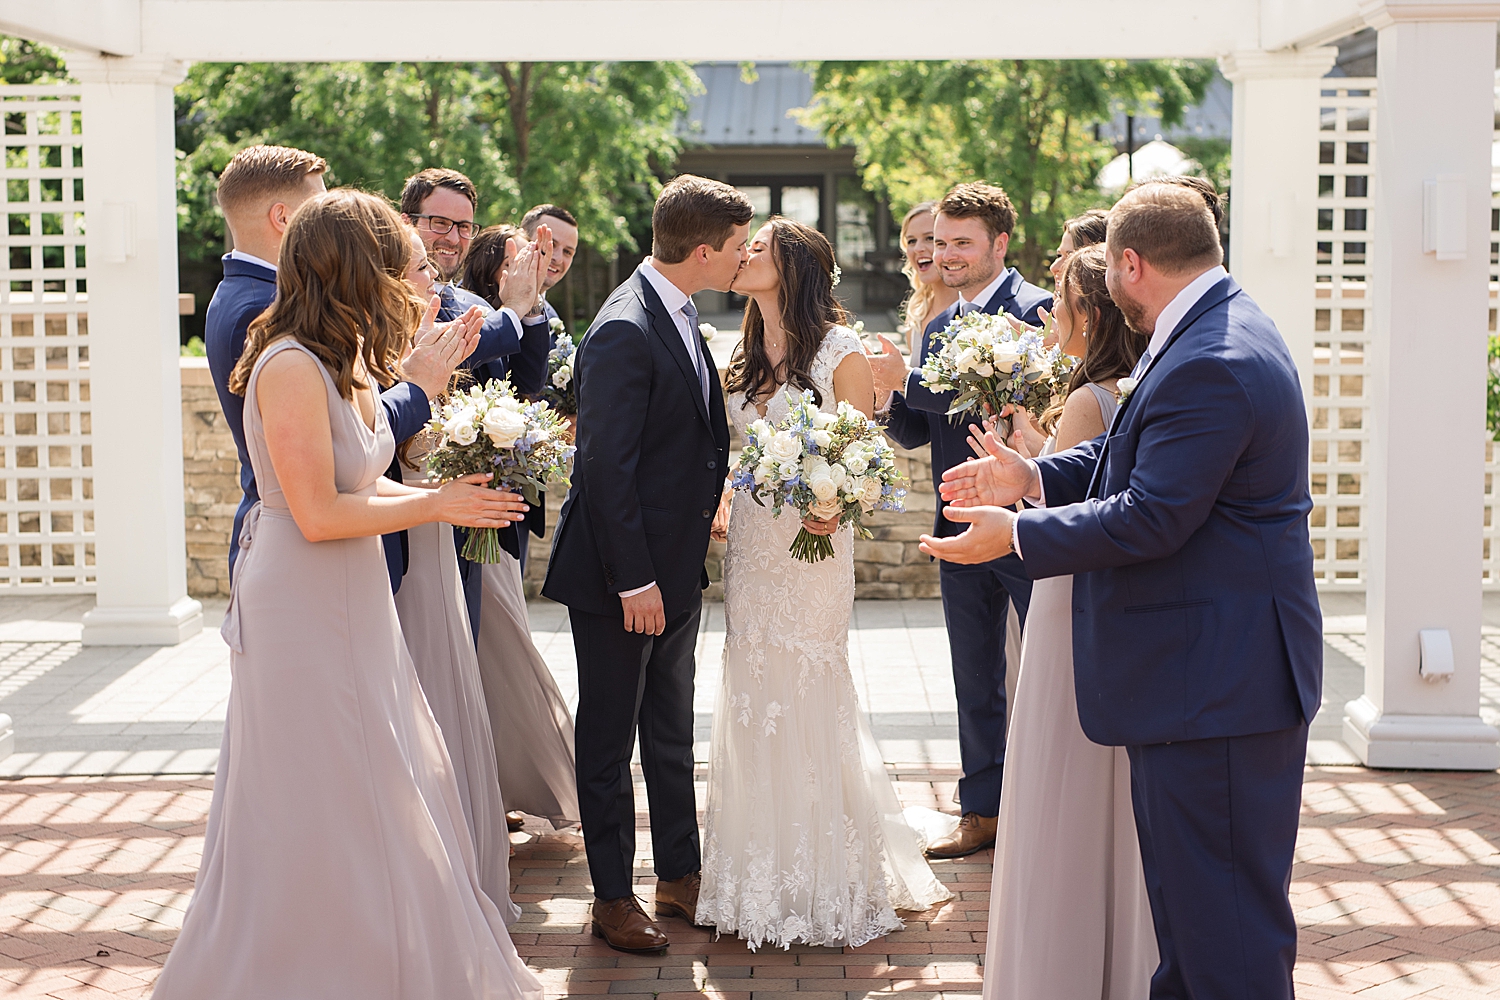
[
  {"xmin": 919, "ymin": 506, "xmax": 1016, "ymax": 564},
  {"xmin": 621, "ymin": 584, "xmax": 666, "ymax": 636},
  {"xmin": 940, "ymin": 430, "xmax": 1039, "ymax": 508}
]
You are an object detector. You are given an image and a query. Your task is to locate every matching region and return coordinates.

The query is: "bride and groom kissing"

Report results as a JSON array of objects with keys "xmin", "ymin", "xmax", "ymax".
[{"xmin": 543, "ymin": 173, "xmax": 950, "ymax": 955}]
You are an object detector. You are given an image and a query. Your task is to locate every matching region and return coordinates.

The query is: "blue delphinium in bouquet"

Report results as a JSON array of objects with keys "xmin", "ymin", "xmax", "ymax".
[
  {"xmin": 731, "ymin": 388, "xmax": 907, "ymax": 563},
  {"xmin": 424, "ymin": 378, "xmax": 575, "ymax": 563},
  {"xmin": 539, "ymin": 317, "xmax": 577, "ymax": 416},
  {"xmin": 918, "ymin": 311, "xmax": 1075, "ymax": 420}
]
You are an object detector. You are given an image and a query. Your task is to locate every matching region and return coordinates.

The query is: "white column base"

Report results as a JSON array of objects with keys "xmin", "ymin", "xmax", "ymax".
[
  {"xmin": 1344, "ymin": 696, "xmax": 1500, "ymax": 770},
  {"xmin": 81, "ymin": 596, "xmax": 204, "ymax": 646},
  {"xmin": 0, "ymin": 714, "xmax": 13, "ymax": 762}
]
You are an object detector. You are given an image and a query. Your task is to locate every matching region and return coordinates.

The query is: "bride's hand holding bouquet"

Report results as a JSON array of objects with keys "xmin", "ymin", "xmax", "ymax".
[{"xmin": 731, "ymin": 388, "xmax": 907, "ymax": 563}]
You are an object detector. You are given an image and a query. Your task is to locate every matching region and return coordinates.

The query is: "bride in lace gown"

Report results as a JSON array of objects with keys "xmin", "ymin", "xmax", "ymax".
[{"xmin": 696, "ymin": 219, "xmax": 951, "ymax": 951}]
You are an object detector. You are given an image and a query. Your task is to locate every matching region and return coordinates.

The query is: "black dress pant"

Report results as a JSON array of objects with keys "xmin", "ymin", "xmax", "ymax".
[{"xmin": 570, "ymin": 598, "xmax": 701, "ymax": 900}]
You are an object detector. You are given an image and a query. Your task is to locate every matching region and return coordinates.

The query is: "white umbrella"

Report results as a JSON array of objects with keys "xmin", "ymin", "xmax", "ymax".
[{"xmin": 1097, "ymin": 139, "xmax": 1200, "ymax": 193}]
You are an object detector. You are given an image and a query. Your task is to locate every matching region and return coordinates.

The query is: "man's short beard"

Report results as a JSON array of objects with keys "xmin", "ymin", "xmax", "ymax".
[
  {"xmin": 1111, "ymin": 284, "xmax": 1151, "ymax": 335},
  {"xmin": 947, "ymin": 258, "xmax": 999, "ymax": 293}
]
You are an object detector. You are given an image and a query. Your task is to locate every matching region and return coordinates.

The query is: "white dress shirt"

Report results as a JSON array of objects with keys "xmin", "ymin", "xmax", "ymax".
[
  {"xmin": 225, "ymin": 249, "xmax": 277, "ymax": 271},
  {"xmin": 1012, "ymin": 264, "xmax": 1227, "ymax": 559},
  {"xmin": 619, "ymin": 260, "xmax": 707, "ymax": 600}
]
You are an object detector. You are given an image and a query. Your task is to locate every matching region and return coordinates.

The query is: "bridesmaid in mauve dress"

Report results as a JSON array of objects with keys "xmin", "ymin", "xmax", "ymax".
[
  {"xmin": 154, "ymin": 190, "xmax": 541, "ymax": 1000},
  {"xmin": 396, "ymin": 441, "xmax": 523, "ymax": 924}
]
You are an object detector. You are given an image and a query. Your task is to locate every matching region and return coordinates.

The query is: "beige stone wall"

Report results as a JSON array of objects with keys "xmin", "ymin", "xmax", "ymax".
[
  {"xmin": 178, "ymin": 356, "xmax": 943, "ymax": 601},
  {"xmin": 181, "ymin": 358, "xmax": 240, "ymax": 598}
]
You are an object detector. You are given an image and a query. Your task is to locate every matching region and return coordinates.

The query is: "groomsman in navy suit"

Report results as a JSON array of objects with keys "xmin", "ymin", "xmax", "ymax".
[
  {"xmin": 926, "ymin": 184, "xmax": 1321, "ymax": 1000},
  {"xmin": 398, "ymin": 169, "xmax": 553, "ymax": 638},
  {"xmin": 205, "ymin": 146, "xmax": 472, "ymax": 591},
  {"xmin": 869, "ymin": 183, "xmax": 1051, "ymax": 858}
]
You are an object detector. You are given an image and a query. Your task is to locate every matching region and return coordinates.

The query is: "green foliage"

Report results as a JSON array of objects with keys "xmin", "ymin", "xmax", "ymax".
[
  {"xmin": 797, "ymin": 59, "xmax": 1216, "ymax": 280},
  {"xmin": 1177, "ymin": 135, "xmax": 1232, "ymax": 194},
  {"xmin": 0, "ymin": 36, "xmax": 68, "ymax": 85},
  {"xmin": 1488, "ymin": 334, "xmax": 1500, "ymax": 441},
  {"xmin": 175, "ymin": 60, "xmax": 700, "ymax": 272},
  {"xmin": 181, "ymin": 336, "xmax": 207, "ymax": 357}
]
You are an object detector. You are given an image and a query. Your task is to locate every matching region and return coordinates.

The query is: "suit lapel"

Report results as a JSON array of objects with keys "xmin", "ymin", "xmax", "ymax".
[
  {"xmin": 1086, "ymin": 276, "xmax": 1240, "ymax": 498},
  {"xmin": 635, "ymin": 272, "xmax": 711, "ymax": 427}
]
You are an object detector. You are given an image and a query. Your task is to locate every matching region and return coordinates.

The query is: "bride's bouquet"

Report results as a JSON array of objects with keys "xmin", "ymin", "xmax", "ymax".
[
  {"xmin": 730, "ymin": 388, "xmax": 906, "ymax": 563},
  {"xmin": 917, "ymin": 311, "xmax": 1075, "ymax": 420},
  {"xmin": 539, "ymin": 317, "xmax": 577, "ymax": 416},
  {"xmin": 423, "ymin": 378, "xmax": 575, "ymax": 563}
]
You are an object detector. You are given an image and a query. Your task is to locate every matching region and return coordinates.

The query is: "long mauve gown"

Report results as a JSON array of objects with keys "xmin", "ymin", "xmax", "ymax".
[
  {"xmin": 153, "ymin": 339, "xmax": 542, "ymax": 1000},
  {"xmin": 396, "ymin": 441, "xmax": 523, "ymax": 923},
  {"xmin": 476, "ymin": 552, "xmax": 581, "ymax": 827}
]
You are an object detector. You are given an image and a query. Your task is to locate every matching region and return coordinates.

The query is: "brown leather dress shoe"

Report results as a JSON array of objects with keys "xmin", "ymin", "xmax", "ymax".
[
  {"xmin": 925, "ymin": 812, "xmax": 998, "ymax": 859},
  {"xmin": 654, "ymin": 871, "xmax": 707, "ymax": 925},
  {"xmin": 505, "ymin": 811, "xmax": 525, "ymax": 833},
  {"xmin": 591, "ymin": 895, "xmax": 669, "ymax": 953}
]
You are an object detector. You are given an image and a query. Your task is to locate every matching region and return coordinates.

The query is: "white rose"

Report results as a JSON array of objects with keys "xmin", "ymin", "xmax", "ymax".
[
  {"xmin": 811, "ymin": 429, "xmax": 833, "ymax": 449},
  {"xmin": 1024, "ymin": 352, "xmax": 1048, "ymax": 376},
  {"xmin": 765, "ymin": 430, "xmax": 802, "ymax": 465},
  {"xmin": 827, "ymin": 463, "xmax": 848, "ymax": 489},
  {"xmin": 754, "ymin": 460, "xmax": 774, "ymax": 485},
  {"xmin": 748, "ymin": 419, "xmax": 773, "ymax": 442},
  {"xmin": 809, "ymin": 496, "xmax": 843, "ymax": 520},
  {"xmin": 809, "ymin": 473, "xmax": 839, "ymax": 502},
  {"xmin": 496, "ymin": 396, "xmax": 524, "ymax": 413},
  {"xmin": 973, "ymin": 362, "xmax": 995, "ymax": 378},
  {"xmin": 994, "ymin": 342, "xmax": 1023, "ymax": 366},
  {"xmin": 861, "ymin": 477, "xmax": 883, "ymax": 506},
  {"xmin": 444, "ymin": 407, "xmax": 479, "ymax": 446},
  {"xmin": 844, "ymin": 450, "xmax": 870, "ymax": 476},
  {"xmin": 482, "ymin": 407, "xmax": 527, "ymax": 449},
  {"xmin": 811, "ymin": 409, "xmax": 837, "ymax": 429},
  {"xmin": 954, "ymin": 346, "xmax": 982, "ymax": 373}
]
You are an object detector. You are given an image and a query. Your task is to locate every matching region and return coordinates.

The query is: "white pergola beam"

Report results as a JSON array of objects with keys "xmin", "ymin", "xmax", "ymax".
[
  {"xmin": 0, "ymin": 1, "xmax": 139, "ymax": 56},
  {"xmin": 1260, "ymin": 0, "xmax": 1367, "ymax": 49}
]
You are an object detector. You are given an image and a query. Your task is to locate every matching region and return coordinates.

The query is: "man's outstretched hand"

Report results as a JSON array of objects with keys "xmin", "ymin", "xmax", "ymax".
[
  {"xmin": 919, "ymin": 505, "xmax": 1017, "ymax": 564},
  {"xmin": 940, "ymin": 428, "xmax": 1040, "ymax": 508}
]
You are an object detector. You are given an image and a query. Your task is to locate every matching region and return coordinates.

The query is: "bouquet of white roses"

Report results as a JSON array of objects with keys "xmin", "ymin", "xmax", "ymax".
[
  {"xmin": 730, "ymin": 388, "xmax": 906, "ymax": 563},
  {"xmin": 424, "ymin": 378, "xmax": 575, "ymax": 563},
  {"xmin": 918, "ymin": 311, "xmax": 1075, "ymax": 420},
  {"xmin": 538, "ymin": 317, "xmax": 577, "ymax": 416}
]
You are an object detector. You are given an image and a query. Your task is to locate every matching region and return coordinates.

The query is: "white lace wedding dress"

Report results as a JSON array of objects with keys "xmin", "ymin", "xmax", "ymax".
[{"xmin": 696, "ymin": 326, "xmax": 951, "ymax": 951}]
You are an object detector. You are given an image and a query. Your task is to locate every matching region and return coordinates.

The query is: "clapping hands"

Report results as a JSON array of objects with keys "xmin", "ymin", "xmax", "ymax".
[
  {"xmin": 916, "ymin": 424, "xmax": 1040, "ymax": 565},
  {"xmin": 403, "ymin": 295, "xmax": 483, "ymax": 399},
  {"xmin": 498, "ymin": 223, "xmax": 554, "ymax": 318}
]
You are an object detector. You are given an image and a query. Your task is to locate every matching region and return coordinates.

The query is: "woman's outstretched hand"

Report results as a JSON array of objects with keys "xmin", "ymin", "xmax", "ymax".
[{"xmin": 433, "ymin": 474, "xmax": 529, "ymax": 528}]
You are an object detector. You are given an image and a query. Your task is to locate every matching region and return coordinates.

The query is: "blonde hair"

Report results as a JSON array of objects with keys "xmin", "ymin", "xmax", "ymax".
[
  {"xmin": 230, "ymin": 189, "xmax": 424, "ymax": 400},
  {"xmin": 898, "ymin": 201, "xmax": 940, "ymax": 337}
]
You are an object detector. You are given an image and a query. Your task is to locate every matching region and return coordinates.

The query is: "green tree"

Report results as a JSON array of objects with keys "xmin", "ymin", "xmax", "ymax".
[
  {"xmin": 0, "ymin": 36, "xmax": 68, "ymax": 84},
  {"xmin": 798, "ymin": 59, "xmax": 1215, "ymax": 280}
]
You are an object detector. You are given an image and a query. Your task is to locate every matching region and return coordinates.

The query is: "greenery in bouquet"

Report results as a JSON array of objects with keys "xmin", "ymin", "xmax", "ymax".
[
  {"xmin": 424, "ymin": 378, "xmax": 575, "ymax": 563},
  {"xmin": 539, "ymin": 318, "xmax": 577, "ymax": 416},
  {"xmin": 918, "ymin": 311, "xmax": 1075, "ymax": 420},
  {"xmin": 731, "ymin": 389, "xmax": 907, "ymax": 563}
]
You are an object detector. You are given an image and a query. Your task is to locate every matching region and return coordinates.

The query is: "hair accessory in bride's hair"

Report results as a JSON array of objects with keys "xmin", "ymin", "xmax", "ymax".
[{"xmin": 829, "ymin": 262, "xmax": 842, "ymax": 289}]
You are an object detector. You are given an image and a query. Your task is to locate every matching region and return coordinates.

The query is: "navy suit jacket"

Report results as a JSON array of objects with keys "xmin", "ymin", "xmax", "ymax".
[
  {"xmin": 1019, "ymin": 276, "xmax": 1322, "ymax": 747},
  {"xmin": 884, "ymin": 267, "xmax": 1052, "ymax": 539},
  {"xmin": 206, "ymin": 256, "xmax": 430, "ymax": 588},
  {"xmin": 543, "ymin": 266, "xmax": 730, "ymax": 618}
]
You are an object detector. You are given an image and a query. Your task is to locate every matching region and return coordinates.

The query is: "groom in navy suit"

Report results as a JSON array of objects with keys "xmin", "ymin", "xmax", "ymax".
[
  {"xmin": 871, "ymin": 183, "xmax": 1050, "ymax": 858},
  {"xmin": 926, "ymin": 183, "xmax": 1321, "ymax": 999}
]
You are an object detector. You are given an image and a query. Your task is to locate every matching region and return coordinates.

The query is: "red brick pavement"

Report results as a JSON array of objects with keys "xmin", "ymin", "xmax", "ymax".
[{"xmin": 0, "ymin": 765, "xmax": 1497, "ymax": 998}]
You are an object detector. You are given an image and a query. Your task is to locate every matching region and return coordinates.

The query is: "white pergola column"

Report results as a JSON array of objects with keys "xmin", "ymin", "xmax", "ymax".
[
  {"xmin": 66, "ymin": 52, "xmax": 203, "ymax": 646},
  {"xmin": 1344, "ymin": 1, "xmax": 1500, "ymax": 769},
  {"xmin": 1219, "ymin": 47, "xmax": 1338, "ymax": 393}
]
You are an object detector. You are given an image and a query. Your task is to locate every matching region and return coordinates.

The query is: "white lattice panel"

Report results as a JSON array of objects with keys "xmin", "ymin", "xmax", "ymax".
[
  {"xmin": 0, "ymin": 86, "xmax": 92, "ymax": 590},
  {"xmin": 1310, "ymin": 79, "xmax": 1375, "ymax": 587}
]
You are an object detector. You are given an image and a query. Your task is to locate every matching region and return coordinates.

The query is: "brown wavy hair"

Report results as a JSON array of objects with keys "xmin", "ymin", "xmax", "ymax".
[
  {"xmin": 230, "ymin": 189, "xmax": 424, "ymax": 399},
  {"xmin": 1039, "ymin": 244, "xmax": 1147, "ymax": 433},
  {"xmin": 725, "ymin": 217, "xmax": 849, "ymax": 408},
  {"xmin": 460, "ymin": 224, "xmax": 522, "ymax": 309}
]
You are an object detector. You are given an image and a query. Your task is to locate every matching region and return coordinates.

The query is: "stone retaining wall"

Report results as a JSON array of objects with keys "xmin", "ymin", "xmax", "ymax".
[{"xmin": 178, "ymin": 357, "xmax": 943, "ymax": 601}]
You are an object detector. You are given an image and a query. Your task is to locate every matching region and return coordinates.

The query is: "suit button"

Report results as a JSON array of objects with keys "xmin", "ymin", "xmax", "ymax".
[
  {"xmin": 707, "ymin": 460, "xmax": 717, "ymax": 470},
  {"xmin": 702, "ymin": 509, "xmax": 712, "ymax": 518},
  {"xmin": 1074, "ymin": 606, "xmax": 1085, "ymax": 613}
]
